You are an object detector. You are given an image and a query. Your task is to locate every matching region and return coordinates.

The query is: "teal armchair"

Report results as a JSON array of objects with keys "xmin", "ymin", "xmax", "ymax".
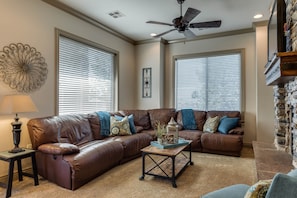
[{"xmin": 201, "ymin": 169, "xmax": 297, "ymax": 198}]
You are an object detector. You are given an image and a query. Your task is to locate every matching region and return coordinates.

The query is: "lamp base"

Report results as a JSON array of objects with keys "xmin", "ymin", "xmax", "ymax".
[
  {"xmin": 10, "ymin": 115, "xmax": 24, "ymax": 154},
  {"xmin": 9, "ymin": 147, "xmax": 25, "ymax": 153}
]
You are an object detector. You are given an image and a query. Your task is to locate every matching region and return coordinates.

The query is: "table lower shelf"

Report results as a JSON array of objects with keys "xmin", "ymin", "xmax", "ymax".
[{"xmin": 139, "ymin": 151, "xmax": 193, "ymax": 187}]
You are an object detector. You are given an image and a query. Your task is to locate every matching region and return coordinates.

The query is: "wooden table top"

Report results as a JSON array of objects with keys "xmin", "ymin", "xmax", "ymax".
[{"xmin": 141, "ymin": 140, "xmax": 192, "ymax": 157}]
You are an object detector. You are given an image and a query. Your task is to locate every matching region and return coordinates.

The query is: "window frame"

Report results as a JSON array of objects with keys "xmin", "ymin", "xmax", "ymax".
[
  {"xmin": 55, "ymin": 28, "xmax": 119, "ymax": 115},
  {"xmin": 173, "ymin": 49, "xmax": 245, "ymax": 112}
]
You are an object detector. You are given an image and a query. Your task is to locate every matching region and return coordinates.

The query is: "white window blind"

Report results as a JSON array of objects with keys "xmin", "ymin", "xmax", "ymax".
[
  {"xmin": 58, "ymin": 35, "xmax": 115, "ymax": 115},
  {"xmin": 175, "ymin": 52, "xmax": 241, "ymax": 111}
]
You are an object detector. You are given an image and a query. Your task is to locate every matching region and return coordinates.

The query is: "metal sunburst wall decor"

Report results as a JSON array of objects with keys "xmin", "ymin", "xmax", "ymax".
[{"xmin": 0, "ymin": 43, "xmax": 48, "ymax": 93}]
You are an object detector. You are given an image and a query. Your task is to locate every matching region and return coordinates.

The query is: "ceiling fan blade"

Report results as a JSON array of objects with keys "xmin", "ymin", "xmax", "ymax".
[
  {"xmin": 153, "ymin": 29, "xmax": 176, "ymax": 38},
  {"xmin": 181, "ymin": 8, "xmax": 201, "ymax": 23},
  {"xmin": 190, "ymin": 20, "xmax": 222, "ymax": 28},
  {"xmin": 184, "ymin": 29, "xmax": 196, "ymax": 39},
  {"xmin": 146, "ymin": 21, "xmax": 174, "ymax": 26}
]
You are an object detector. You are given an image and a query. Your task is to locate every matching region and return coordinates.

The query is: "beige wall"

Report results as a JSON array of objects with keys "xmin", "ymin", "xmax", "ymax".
[
  {"xmin": 0, "ymin": 0, "xmax": 136, "ymax": 176},
  {"xmin": 255, "ymin": 25, "xmax": 275, "ymax": 142},
  {"xmin": 136, "ymin": 42, "xmax": 165, "ymax": 108}
]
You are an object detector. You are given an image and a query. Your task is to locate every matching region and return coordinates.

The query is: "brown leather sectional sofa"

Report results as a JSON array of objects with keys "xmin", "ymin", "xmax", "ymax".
[{"xmin": 27, "ymin": 108, "xmax": 244, "ymax": 190}]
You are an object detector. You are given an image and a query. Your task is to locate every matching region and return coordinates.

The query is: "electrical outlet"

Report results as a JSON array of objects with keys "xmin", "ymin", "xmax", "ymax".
[{"xmin": 26, "ymin": 144, "xmax": 32, "ymax": 149}]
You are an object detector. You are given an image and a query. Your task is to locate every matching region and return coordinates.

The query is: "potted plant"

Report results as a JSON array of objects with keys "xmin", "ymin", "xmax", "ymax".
[{"xmin": 155, "ymin": 121, "xmax": 166, "ymax": 144}]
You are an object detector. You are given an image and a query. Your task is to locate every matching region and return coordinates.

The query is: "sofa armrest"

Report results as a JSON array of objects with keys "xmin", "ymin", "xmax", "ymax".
[
  {"xmin": 38, "ymin": 143, "xmax": 80, "ymax": 155},
  {"xmin": 266, "ymin": 173, "xmax": 297, "ymax": 198}
]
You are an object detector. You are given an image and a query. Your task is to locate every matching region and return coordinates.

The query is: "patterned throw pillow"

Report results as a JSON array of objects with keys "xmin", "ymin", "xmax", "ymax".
[
  {"xmin": 203, "ymin": 116, "xmax": 220, "ymax": 133},
  {"xmin": 244, "ymin": 179, "xmax": 272, "ymax": 198},
  {"xmin": 110, "ymin": 116, "xmax": 132, "ymax": 136},
  {"xmin": 115, "ymin": 114, "xmax": 136, "ymax": 134}
]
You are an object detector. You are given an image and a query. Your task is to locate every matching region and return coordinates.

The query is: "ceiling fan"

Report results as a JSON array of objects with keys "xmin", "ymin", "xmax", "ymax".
[{"xmin": 146, "ymin": 0, "xmax": 222, "ymax": 39}]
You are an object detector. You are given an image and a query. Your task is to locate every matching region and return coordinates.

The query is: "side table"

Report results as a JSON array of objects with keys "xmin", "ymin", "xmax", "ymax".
[{"xmin": 0, "ymin": 149, "xmax": 39, "ymax": 197}]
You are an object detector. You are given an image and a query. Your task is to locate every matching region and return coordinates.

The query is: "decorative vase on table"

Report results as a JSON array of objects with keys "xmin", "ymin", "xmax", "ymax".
[{"xmin": 166, "ymin": 117, "xmax": 179, "ymax": 144}]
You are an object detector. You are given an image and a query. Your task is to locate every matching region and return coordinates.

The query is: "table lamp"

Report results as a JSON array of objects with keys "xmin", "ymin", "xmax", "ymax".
[{"xmin": 0, "ymin": 95, "xmax": 38, "ymax": 153}]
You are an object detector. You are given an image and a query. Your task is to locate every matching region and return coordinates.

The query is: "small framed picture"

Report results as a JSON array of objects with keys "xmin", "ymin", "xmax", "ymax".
[{"xmin": 142, "ymin": 68, "xmax": 152, "ymax": 98}]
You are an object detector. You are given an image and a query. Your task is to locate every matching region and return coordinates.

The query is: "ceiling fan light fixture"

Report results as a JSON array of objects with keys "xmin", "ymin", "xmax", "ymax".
[{"xmin": 150, "ymin": 33, "xmax": 157, "ymax": 37}]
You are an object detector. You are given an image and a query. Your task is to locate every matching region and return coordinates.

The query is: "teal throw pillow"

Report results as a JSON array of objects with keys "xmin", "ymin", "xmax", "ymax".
[
  {"xmin": 218, "ymin": 116, "xmax": 239, "ymax": 134},
  {"xmin": 115, "ymin": 114, "xmax": 136, "ymax": 134}
]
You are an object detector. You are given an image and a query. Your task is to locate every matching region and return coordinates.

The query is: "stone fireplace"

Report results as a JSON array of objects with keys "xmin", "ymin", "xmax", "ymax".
[
  {"xmin": 268, "ymin": 0, "xmax": 297, "ymax": 168},
  {"xmin": 273, "ymin": 80, "xmax": 297, "ymax": 168}
]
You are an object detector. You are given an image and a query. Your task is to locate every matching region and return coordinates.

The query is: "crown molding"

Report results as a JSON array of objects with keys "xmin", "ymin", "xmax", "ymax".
[
  {"xmin": 42, "ymin": 0, "xmax": 136, "ymax": 45},
  {"xmin": 166, "ymin": 28, "xmax": 255, "ymax": 44}
]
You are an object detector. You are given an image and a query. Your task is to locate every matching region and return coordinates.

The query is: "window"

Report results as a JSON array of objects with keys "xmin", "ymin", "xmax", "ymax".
[
  {"xmin": 175, "ymin": 50, "xmax": 243, "ymax": 111},
  {"xmin": 57, "ymin": 31, "xmax": 117, "ymax": 115}
]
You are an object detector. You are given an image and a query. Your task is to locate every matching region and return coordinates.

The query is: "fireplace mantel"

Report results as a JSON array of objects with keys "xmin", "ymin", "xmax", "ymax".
[{"xmin": 264, "ymin": 51, "xmax": 297, "ymax": 85}]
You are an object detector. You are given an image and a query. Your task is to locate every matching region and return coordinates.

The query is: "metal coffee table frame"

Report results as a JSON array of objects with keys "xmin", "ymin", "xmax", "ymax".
[{"xmin": 139, "ymin": 141, "xmax": 193, "ymax": 188}]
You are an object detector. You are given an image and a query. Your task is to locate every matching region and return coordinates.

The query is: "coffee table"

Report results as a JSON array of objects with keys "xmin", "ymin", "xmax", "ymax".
[{"xmin": 139, "ymin": 140, "xmax": 193, "ymax": 188}]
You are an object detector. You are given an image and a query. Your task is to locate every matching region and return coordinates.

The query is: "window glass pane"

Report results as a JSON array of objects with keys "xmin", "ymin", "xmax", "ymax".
[
  {"xmin": 175, "ymin": 52, "xmax": 241, "ymax": 111},
  {"xmin": 176, "ymin": 58, "xmax": 206, "ymax": 110},
  {"xmin": 58, "ymin": 35, "xmax": 114, "ymax": 115}
]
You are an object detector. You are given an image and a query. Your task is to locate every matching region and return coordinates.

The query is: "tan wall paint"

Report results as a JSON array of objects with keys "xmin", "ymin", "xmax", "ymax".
[
  {"xmin": 0, "ymin": 0, "xmax": 135, "ymax": 177},
  {"xmin": 136, "ymin": 42, "xmax": 164, "ymax": 109},
  {"xmin": 255, "ymin": 25, "xmax": 274, "ymax": 142}
]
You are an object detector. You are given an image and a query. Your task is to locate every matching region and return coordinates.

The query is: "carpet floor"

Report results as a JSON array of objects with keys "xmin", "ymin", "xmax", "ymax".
[{"xmin": 0, "ymin": 147, "xmax": 255, "ymax": 198}]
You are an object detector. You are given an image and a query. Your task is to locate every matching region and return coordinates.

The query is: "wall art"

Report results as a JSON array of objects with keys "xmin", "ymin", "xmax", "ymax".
[
  {"xmin": 0, "ymin": 43, "xmax": 48, "ymax": 93},
  {"xmin": 142, "ymin": 67, "xmax": 151, "ymax": 98}
]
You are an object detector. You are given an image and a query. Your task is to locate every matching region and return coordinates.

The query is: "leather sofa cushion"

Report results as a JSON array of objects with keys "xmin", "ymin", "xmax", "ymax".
[
  {"xmin": 58, "ymin": 114, "xmax": 93, "ymax": 145},
  {"xmin": 201, "ymin": 133, "xmax": 243, "ymax": 152},
  {"xmin": 179, "ymin": 130, "xmax": 203, "ymax": 151},
  {"xmin": 207, "ymin": 111, "xmax": 241, "ymax": 126},
  {"xmin": 207, "ymin": 111, "xmax": 240, "ymax": 118},
  {"xmin": 27, "ymin": 114, "xmax": 94, "ymax": 149},
  {"xmin": 27, "ymin": 117, "xmax": 60, "ymax": 150},
  {"xmin": 121, "ymin": 109, "xmax": 151, "ymax": 129},
  {"xmin": 64, "ymin": 140, "xmax": 124, "ymax": 190},
  {"xmin": 148, "ymin": 108, "xmax": 176, "ymax": 129},
  {"xmin": 107, "ymin": 133, "xmax": 153, "ymax": 158},
  {"xmin": 88, "ymin": 112, "xmax": 105, "ymax": 140}
]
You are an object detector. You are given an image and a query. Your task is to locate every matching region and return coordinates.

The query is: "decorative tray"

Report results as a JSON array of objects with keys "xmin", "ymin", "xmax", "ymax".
[{"xmin": 150, "ymin": 139, "xmax": 189, "ymax": 149}]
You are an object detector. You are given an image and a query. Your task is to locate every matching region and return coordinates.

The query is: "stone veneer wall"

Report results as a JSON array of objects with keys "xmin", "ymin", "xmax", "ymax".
[
  {"xmin": 272, "ymin": 0, "xmax": 297, "ymax": 168},
  {"xmin": 273, "ymin": 81, "xmax": 297, "ymax": 168}
]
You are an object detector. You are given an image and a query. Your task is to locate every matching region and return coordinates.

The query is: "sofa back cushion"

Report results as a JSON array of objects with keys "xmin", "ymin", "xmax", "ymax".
[
  {"xmin": 120, "ymin": 109, "xmax": 151, "ymax": 129},
  {"xmin": 87, "ymin": 112, "xmax": 106, "ymax": 140},
  {"xmin": 207, "ymin": 111, "xmax": 241, "ymax": 127},
  {"xmin": 148, "ymin": 108, "xmax": 176, "ymax": 129},
  {"xmin": 27, "ymin": 114, "xmax": 94, "ymax": 149},
  {"xmin": 177, "ymin": 110, "xmax": 206, "ymax": 131}
]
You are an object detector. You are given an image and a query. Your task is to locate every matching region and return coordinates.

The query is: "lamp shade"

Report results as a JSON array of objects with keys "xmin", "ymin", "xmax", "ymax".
[{"xmin": 0, "ymin": 95, "xmax": 38, "ymax": 114}]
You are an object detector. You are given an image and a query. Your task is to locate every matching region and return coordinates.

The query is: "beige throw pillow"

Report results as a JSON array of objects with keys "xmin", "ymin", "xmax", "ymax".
[{"xmin": 203, "ymin": 116, "xmax": 220, "ymax": 133}]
